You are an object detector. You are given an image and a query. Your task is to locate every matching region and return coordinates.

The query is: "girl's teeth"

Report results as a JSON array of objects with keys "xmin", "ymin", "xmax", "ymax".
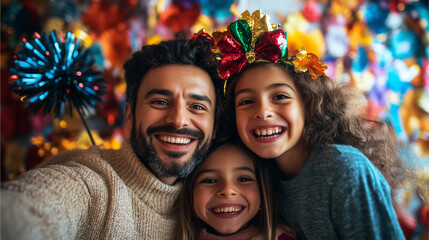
[
  {"xmin": 213, "ymin": 206, "xmax": 243, "ymax": 214},
  {"xmin": 254, "ymin": 127, "xmax": 283, "ymax": 137}
]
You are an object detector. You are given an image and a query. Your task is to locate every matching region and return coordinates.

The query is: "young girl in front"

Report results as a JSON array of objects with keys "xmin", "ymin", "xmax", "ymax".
[
  {"xmin": 214, "ymin": 10, "xmax": 408, "ymax": 240},
  {"xmin": 176, "ymin": 141, "xmax": 296, "ymax": 240}
]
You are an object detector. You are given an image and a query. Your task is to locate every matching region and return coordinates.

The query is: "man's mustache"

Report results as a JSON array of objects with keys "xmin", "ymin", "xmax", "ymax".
[{"xmin": 146, "ymin": 125, "xmax": 204, "ymax": 140}]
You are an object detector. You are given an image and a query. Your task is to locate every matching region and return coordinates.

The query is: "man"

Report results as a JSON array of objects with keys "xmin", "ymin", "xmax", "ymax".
[{"xmin": 1, "ymin": 37, "xmax": 223, "ymax": 239}]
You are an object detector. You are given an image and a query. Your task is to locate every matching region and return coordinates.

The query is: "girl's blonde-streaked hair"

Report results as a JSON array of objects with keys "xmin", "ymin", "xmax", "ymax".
[{"xmin": 175, "ymin": 141, "xmax": 277, "ymax": 240}]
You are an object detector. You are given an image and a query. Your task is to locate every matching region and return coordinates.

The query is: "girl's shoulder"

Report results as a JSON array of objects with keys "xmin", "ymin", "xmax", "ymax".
[
  {"xmin": 309, "ymin": 144, "xmax": 384, "ymax": 182},
  {"xmin": 317, "ymin": 144, "xmax": 364, "ymax": 158},
  {"xmin": 314, "ymin": 144, "xmax": 370, "ymax": 168}
]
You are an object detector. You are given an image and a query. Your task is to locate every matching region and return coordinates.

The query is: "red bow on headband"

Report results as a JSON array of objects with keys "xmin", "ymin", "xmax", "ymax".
[{"xmin": 217, "ymin": 29, "xmax": 287, "ymax": 80}]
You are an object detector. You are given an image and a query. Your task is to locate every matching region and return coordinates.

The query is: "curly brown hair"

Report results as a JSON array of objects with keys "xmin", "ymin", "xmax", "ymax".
[{"xmin": 217, "ymin": 61, "xmax": 410, "ymax": 197}]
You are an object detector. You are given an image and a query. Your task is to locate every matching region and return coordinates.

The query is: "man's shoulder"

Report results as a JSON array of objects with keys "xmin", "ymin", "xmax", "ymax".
[{"xmin": 39, "ymin": 146, "xmax": 104, "ymax": 167}]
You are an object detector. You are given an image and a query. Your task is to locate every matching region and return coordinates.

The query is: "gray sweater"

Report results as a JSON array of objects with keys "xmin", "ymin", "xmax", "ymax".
[{"xmin": 276, "ymin": 144, "xmax": 405, "ymax": 240}]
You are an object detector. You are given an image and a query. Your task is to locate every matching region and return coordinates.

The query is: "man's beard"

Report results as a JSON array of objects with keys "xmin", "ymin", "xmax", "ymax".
[{"xmin": 130, "ymin": 124, "xmax": 211, "ymax": 179}]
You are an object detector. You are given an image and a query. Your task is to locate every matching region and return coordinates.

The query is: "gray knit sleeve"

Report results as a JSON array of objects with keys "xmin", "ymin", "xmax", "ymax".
[{"xmin": 328, "ymin": 146, "xmax": 405, "ymax": 239}]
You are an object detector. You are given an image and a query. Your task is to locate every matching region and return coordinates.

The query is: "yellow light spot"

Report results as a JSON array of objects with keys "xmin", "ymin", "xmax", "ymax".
[
  {"xmin": 60, "ymin": 120, "xmax": 67, "ymax": 128},
  {"xmin": 44, "ymin": 142, "xmax": 51, "ymax": 150},
  {"xmin": 397, "ymin": 3, "xmax": 405, "ymax": 11},
  {"xmin": 376, "ymin": 34, "xmax": 387, "ymax": 42},
  {"xmin": 38, "ymin": 149, "xmax": 45, "ymax": 157},
  {"xmin": 31, "ymin": 136, "xmax": 44, "ymax": 146},
  {"xmin": 51, "ymin": 147, "xmax": 58, "ymax": 155}
]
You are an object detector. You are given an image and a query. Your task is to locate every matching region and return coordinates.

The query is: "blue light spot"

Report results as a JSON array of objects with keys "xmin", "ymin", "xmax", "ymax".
[
  {"xmin": 45, "ymin": 72, "xmax": 54, "ymax": 79},
  {"xmin": 25, "ymin": 42, "xmax": 34, "ymax": 50},
  {"xmin": 39, "ymin": 91, "xmax": 48, "ymax": 100}
]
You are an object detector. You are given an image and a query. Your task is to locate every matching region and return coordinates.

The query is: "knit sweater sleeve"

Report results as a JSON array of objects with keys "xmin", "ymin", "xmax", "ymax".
[
  {"xmin": 1, "ymin": 149, "xmax": 92, "ymax": 240},
  {"xmin": 328, "ymin": 146, "xmax": 405, "ymax": 239}
]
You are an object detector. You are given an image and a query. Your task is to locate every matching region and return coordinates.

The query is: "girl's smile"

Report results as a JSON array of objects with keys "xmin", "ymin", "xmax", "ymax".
[
  {"xmin": 234, "ymin": 65, "xmax": 307, "ymax": 177},
  {"xmin": 210, "ymin": 204, "xmax": 246, "ymax": 218},
  {"xmin": 251, "ymin": 125, "xmax": 286, "ymax": 143},
  {"xmin": 193, "ymin": 144, "xmax": 260, "ymax": 235}
]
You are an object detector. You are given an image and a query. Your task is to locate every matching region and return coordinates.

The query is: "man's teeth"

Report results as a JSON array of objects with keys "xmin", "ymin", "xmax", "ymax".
[
  {"xmin": 254, "ymin": 127, "xmax": 283, "ymax": 138},
  {"xmin": 213, "ymin": 206, "xmax": 242, "ymax": 214},
  {"xmin": 159, "ymin": 136, "xmax": 191, "ymax": 144}
]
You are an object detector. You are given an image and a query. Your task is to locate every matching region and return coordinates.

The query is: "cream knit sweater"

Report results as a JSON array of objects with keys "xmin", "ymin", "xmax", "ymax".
[{"xmin": 1, "ymin": 140, "xmax": 182, "ymax": 240}]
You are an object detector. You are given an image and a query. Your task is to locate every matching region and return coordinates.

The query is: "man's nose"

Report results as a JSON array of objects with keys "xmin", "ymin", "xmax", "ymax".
[{"xmin": 166, "ymin": 99, "xmax": 190, "ymax": 129}]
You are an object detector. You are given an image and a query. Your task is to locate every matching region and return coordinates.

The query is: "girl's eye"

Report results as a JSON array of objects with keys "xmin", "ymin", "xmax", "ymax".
[
  {"xmin": 273, "ymin": 94, "xmax": 288, "ymax": 100},
  {"xmin": 238, "ymin": 99, "xmax": 254, "ymax": 106},
  {"xmin": 238, "ymin": 177, "xmax": 254, "ymax": 182},
  {"xmin": 200, "ymin": 178, "xmax": 216, "ymax": 184}
]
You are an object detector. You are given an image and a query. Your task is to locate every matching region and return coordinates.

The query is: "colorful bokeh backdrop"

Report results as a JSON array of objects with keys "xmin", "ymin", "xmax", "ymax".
[{"xmin": 1, "ymin": 0, "xmax": 428, "ymax": 239}]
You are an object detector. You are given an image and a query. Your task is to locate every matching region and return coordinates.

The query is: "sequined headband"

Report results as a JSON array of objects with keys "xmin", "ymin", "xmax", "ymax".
[{"xmin": 193, "ymin": 10, "xmax": 328, "ymax": 94}]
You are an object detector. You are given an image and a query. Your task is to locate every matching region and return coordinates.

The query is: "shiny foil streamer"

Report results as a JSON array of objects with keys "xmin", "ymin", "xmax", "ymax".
[{"xmin": 9, "ymin": 30, "xmax": 106, "ymax": 118}]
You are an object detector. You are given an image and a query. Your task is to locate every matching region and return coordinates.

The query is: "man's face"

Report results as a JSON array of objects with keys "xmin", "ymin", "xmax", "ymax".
[{"xmin": 125, "ymin": 64, "xmax": 216, "ymax": 183}]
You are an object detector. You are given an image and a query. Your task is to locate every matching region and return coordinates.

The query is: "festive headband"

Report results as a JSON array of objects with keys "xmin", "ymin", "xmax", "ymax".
[{"xmin": 203, "ymin": 10, "xmax": 328, "ymax": 93}]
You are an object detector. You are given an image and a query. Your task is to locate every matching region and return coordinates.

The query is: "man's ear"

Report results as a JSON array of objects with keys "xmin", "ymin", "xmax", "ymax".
[{"xmin": 124, "ymin": 102, "xmax": 133, "ymax": 130}]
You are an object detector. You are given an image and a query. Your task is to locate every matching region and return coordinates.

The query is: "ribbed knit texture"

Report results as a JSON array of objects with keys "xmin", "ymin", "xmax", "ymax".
[
  {"xmin": 276, "ymin": 144, "xmax": 405, "ymax": 240},
  {"xmin": 1, "ymin": 140, "xmax": 181, "ymax": 240}
]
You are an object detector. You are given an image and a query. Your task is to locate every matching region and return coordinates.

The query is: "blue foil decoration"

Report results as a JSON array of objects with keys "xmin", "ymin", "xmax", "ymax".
[
  {"xmin": 201, "ymin": 0, "xmax": 235, "ymax": 23},
  {"xmin": 365, "ymin": 2, "xmax": 389, "ymax": 35},
  {"xmin": 389, "ymin": 30, "xmax": 419, "ymax": 59},
  {"xmin": 9, "ymin": 30, "xmax": 106, "ymax": 145}
]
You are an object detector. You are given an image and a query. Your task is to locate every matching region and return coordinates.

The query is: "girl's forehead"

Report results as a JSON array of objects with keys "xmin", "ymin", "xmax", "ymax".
[
  {"xmin": 201, "ymin": 145, "xmax": 255, "ymax": 169},
  {"xmin": 235, "ymin": 66, "xmax": 295, "ymax": 92}
]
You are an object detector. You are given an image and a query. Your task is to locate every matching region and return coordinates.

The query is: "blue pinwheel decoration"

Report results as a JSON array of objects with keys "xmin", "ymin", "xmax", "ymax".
[{"xmin": 9, "ymin": 30, "xmax": 106, "ymax": 145}]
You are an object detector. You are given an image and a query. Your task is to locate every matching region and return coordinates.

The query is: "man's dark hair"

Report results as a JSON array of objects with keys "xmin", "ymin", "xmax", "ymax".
[{"xmin": 123, "ymin": 38, "xmax": 223, "ymax": 118}]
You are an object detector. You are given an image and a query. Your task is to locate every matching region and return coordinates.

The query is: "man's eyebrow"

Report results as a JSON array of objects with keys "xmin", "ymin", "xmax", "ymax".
[
  {"xmin": 190, "ymin": 94, "xmax": 212, "ymax": 105},
  {"xmin": 144, "ymin": 89, "xmax": 212, "ymax": 105},
  {"xmin": 144, "ymin": 89, "xmax": 172, "ymax": 99}
]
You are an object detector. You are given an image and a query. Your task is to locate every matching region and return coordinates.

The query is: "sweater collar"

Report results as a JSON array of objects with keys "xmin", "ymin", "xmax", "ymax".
[{"xmin": 109, "ymin": 140, "xmax": 182, "ymax": 215}]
